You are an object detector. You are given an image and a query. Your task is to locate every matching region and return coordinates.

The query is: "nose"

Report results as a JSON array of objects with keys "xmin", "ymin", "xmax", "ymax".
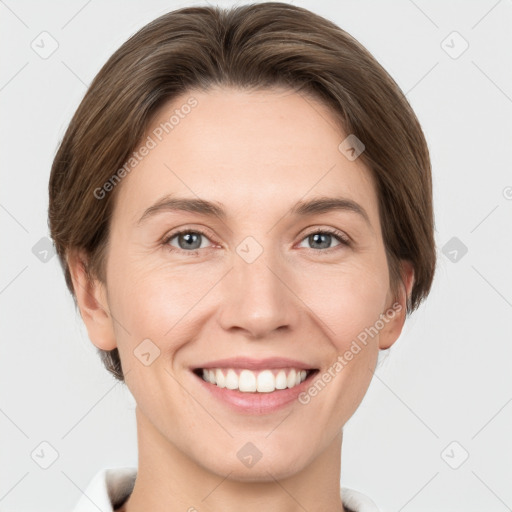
[{"xmin": 217, "ymin": 245, "xmax": 300, "ymax": 339}]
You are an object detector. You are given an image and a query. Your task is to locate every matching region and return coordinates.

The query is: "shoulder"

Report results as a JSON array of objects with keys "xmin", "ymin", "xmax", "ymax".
[
  {"xmin": 341, "ymin": 486, "xmax": 382, "ymax": 512},
  {"xmin": 71, "ymin": 467, "xmax": 137, "ymax": 512}
]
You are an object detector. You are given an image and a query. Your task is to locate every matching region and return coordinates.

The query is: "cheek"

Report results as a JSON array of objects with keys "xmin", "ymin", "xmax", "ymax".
[
  {"xmin": 298, "ymin": 268, "xmax": 385, "ymax": 426},
  {"xmin": 298, "ymin": 259, "xmax": 390, "ymax": 346},
  {"xmin": 108, "ymin": 254, "xmax": 218, "ymax": 349}
]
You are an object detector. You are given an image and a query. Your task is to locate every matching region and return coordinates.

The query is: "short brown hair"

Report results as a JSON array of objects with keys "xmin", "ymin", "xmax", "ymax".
[{"xmin": 48, "ymin": 2, "xmax": 436, "ymax": 382}]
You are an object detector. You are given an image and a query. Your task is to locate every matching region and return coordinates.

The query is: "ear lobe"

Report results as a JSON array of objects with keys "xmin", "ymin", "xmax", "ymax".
[
  {"xmin": 66, "ymin": 249, "xmax": 117, "ymax": 351},
  {"xmin": 378, "ymin": 260, "xmax": 415, "ymax": 350}
]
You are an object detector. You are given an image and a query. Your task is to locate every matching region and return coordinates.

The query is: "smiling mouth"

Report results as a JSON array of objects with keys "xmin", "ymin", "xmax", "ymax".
[{"xmin": 192, "ymin": 367, "xmax": 319, "ymax": 393}]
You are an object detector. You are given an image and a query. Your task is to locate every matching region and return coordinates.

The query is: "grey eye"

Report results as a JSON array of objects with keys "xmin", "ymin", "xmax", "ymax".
[
  {"xmin": 167, "ymin": 231, "xmax": 210, "ymax": 251},
  {"xmin": 298, "ymin": 231, "xmax": 343, "ymax": 250}
]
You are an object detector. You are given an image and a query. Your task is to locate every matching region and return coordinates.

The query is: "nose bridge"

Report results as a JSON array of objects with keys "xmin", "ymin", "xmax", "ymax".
[{"xmin": 218, "ymin": 237, "xmax": 297, "ymax": 337}]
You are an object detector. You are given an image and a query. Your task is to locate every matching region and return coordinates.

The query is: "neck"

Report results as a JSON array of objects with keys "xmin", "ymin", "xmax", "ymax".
[{"xmin": 121, "ymin": 406, "xmax": 347, "ymax": 512}]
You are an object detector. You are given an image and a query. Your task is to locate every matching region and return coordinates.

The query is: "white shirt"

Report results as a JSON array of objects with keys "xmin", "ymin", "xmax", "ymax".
[{"xmin": 71, "ymin": 467, "xmax": 382, "ymax": 512}]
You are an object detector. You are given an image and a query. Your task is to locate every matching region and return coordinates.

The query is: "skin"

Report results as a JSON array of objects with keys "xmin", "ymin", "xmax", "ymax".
[{"xmin": 68, "ymin": 86, "xmax": 414, "ymax": 512}]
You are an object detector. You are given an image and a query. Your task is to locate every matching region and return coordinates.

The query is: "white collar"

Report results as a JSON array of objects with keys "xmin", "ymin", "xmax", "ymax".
[{"xmin": 71, "ymin": 467, "xmax": 381, "ymax": 512}]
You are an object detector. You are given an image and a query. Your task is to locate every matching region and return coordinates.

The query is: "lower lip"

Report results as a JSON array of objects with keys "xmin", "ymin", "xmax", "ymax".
[{"xmin": 192, "ymin": 370, "xmax": 318, "ymax": 415}]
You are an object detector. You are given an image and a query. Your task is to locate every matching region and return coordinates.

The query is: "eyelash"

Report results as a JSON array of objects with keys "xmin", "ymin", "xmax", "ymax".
[{"xmin": 161, "ymin": 227, "xmax": 351, "ymax": 256}]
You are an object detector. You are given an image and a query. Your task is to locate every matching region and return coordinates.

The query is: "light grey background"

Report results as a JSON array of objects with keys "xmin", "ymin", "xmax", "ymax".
[{"xmin": 1, "ymin": 0, "xmax": 511, "ymax": 511}]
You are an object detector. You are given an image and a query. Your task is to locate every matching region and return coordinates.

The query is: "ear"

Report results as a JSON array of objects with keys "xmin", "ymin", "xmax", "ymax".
[
  {"xmin": 378, "ymin": 260, "xmax": 415, "ymax": 350},
  {"xmin": 66, "ymin": 249, "xmax": 117, "ymax": 351}
]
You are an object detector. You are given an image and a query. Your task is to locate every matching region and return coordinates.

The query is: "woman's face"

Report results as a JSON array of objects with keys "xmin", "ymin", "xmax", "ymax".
[{"xmin": 85, "ymin": 86, "xmax": 409, "ymax": 480}]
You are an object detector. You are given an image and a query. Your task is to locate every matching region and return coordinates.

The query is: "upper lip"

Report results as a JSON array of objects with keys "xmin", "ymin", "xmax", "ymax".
[{"xmin": 193, "ymin": 357, "xmax": 317, "ymax": 371}]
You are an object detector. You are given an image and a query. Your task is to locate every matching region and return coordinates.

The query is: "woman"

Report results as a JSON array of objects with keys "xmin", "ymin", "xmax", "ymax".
[{"xmin": 48, "ymin": 2, "xmax": 436, "ymax": 511}]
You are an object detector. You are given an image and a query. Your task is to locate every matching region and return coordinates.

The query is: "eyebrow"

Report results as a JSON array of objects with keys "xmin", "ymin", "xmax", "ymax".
[{"xmin": 137, "ymin": 194, "xmax": 372, "ymax": 228}]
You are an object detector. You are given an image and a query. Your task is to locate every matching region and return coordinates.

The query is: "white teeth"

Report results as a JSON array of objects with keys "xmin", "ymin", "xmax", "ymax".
[
  {"xmin": 239, "ymin": 370, "xmax": 257, "ymax": 392},
  {"xmin": 200, "ymin": 367, "xmax": 310, "ymax": 393},
  {"xmin": 225, "ymin": 369, "xmax": 238, "ymax": 390},
  {"xmin": 275, "ymin": 370, "xmax": 288, "ymax": 390},
  {"xmin": 215, "ymin": 368, "xmax": 226, "ymax": 388},
  {"xmin": 287, "ymin": 369, "xmax": 296, "ymax": 388},
  {"xmin": 256, "ymin": 370, "xmax": 274, "ymax": 392}
]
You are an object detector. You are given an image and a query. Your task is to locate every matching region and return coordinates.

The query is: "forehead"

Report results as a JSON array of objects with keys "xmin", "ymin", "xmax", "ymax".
[{"xmin": 113, "ymin": 86, "xmax": 379, "ymax": 228}]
